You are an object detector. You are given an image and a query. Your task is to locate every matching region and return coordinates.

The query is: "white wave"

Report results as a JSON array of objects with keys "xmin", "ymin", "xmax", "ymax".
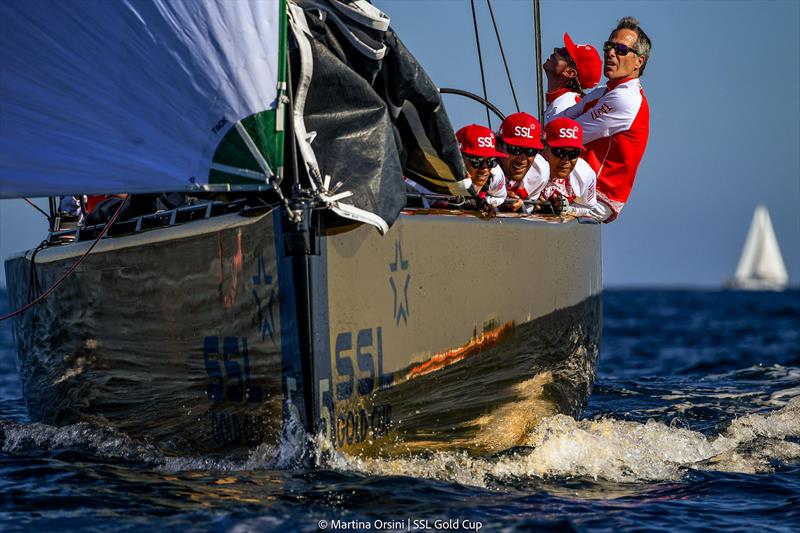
[
  {"xmin": 0, "ymin": 420, "xmax": 164, "ymax": 462},
  {"xmin": 328, "ymin": 395, "xmax": 800, "ymax": 487},
  {"xmin": 0, "ymin": 405, "xmax": 311, "ymax": 472}
]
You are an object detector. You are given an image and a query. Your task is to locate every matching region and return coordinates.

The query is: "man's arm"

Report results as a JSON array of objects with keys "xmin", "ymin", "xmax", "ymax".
[
  {"xmin": 570, "ymin": 160, "xmax": 598, "ymax": 211},
  {"xmin": 486, "ymin": 173, "xmax": 508, "ymax": 207},
  {"xmin": 566, "ymin": 84, "xmax": 643, "ymax": 144},
  {"xmin": 559, "ymin": 85, "xmax": 605, "ymax": 120}
]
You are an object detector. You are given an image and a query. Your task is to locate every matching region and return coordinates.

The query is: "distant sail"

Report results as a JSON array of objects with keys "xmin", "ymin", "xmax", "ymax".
[
  {"xmin": 729, "ymin": 205, "xmax": 789, "ymax": 291},
  {"xmin": 0, "ymin": 0, "xmax": 285, "ymax": 198}
]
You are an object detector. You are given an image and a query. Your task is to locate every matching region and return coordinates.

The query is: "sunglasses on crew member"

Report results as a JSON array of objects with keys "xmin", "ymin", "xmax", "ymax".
[
  {"xmin": 551, "ymin": 147, "xmax": 582, "ymax": 160},
  {"xmin": 465, "ymin": 156, "xmax": 498, "ymax": 169},
  {"xmin": 502, "ymin": 144, "xmax": 539, "ymax": 158},
  {"xmin": 554, "ymin": 47, "xmax": 576, "ymax": 65},
  {"xmin": 603, "ymin": 41, "xmax": 637, "ymax": 56}
]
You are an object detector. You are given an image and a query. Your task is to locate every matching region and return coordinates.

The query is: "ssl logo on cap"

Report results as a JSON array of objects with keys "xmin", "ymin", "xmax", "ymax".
[
  {"xmin": 559, "ymin": 126, "xmax": 580, "ymax": 139},
  {"xmin": 513, "ymin": 126, "xmax": 535, "ymax": 138},
  {"xmin": 477, "ymin": 135, "xmax": 495, "ymax": 148}
]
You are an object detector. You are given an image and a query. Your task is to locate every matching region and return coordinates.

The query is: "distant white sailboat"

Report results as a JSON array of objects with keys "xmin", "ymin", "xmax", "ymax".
[{"xmin": 727, "ymin": 205, "xmax": 789, "ymax": 291}]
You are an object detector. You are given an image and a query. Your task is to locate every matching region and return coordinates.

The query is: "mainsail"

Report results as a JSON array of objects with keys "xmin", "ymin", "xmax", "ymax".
[
  {"xmin": 0, "ymin": 0, "xmax": 286, "ymax": 198},
  {"xmin": 731, "ymin": 205, "xmax": 789, "ymax": 290}
]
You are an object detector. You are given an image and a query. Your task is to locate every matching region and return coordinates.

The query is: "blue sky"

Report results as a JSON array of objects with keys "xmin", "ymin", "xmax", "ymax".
[{"xmin": 1, "ymin": 0, "xmax": 798, "ymax": 288}]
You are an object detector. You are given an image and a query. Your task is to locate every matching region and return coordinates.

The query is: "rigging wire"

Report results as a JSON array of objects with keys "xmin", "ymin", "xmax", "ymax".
[
  {"xmin": 486, "ymin": 0, "xmax": 519, "ymax": 113},
  {"xmin": 0, "ymin": 196, "xmax": 130, "ymax": 322},
  {"xmin": 532, "ymin": 0, "xmax": 545, "ymax": 126},
  {"xmin": 23, "ymin": 198, "xmax": 50, "ymax": 219},
  {"xmin": 469, "ymin": 0, "xmax": 492, "ymax": 129}
]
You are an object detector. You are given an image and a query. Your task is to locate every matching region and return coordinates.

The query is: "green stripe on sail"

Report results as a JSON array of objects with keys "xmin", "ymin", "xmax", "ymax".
[
  {"xmin": 209, "ymin": 110, "xmax": 284, "ymax": 185},
  {"xmin": 278, "ymin": 0, "xmax": 287, "ymax": 93},
  {"xmin": 209, "ymin": 0, "xmax": 287, "ymax": 186}
]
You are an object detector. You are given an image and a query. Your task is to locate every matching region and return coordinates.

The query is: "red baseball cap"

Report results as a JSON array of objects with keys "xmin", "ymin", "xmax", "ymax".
[
  {"xmin": 544, "ymin": 117, "xmax": 585, "ymax": 150},
  {"xmin": 564, "ymin": 33, "xmax": 601, "ymax": 90},
  {"xmin": 456, "ymin": 124, "xmax": 508, "ymax": 158},
  {"xmin": 497, "ymin": 112, "xmax": 544, "ymax": 149}
]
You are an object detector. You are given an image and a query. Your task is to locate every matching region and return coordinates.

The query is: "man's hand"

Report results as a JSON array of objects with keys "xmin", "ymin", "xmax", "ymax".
[
  {"xmin": 501, "ymin": 197, "xmax": 524, "ymax": 212},
  {"xmin": 548, "ymin": 193, "xmax": 568, "ymax": 215},
  {"xmin": 475, "ymin": 196, "xmax": 497, "ymax": 218}
]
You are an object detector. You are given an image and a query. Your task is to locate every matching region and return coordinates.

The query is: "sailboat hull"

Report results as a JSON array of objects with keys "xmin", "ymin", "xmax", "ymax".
[
  {"xmin": 726, "ymin": 278, "xmax": 787, "ymax": 291},
  {"xmin": 4, "ymin": 208, "xmax": 601, "ymax": 456}
]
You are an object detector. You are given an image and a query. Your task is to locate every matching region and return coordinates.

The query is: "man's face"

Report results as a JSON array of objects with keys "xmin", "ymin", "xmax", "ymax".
[
  {"xmin": 463, "ymin": 155, "xmax": 492, "ymax": 189},
  {"xmin": 543, "ymin": 47, "xmax": 574, "ymax": 77},
  {"xmin": 498, "ymin": 141, "xmax": 536, "ymax": 182},
  {"xmin": 544, "ymin": 146, "xmax": 579, "ymax": 180},
  {"xmin": 604, "ymin": 29, "xmax": 644, "ymax": 81}
]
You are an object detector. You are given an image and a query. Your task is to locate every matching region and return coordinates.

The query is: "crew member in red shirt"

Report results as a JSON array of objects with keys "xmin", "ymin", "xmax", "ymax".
[{"xmin": 557, "ymin": 17, "xmax": 651, "ymax": 223}]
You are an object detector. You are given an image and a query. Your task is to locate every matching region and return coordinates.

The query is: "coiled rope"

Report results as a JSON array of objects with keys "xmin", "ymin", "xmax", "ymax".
[{"xmin": 0, "ymin": 196, "xmax": 129, "ymax": 322}]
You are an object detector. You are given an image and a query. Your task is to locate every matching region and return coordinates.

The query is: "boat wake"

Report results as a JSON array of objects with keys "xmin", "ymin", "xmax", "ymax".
[
  {"xmin": 2, "ymin": 393, "xmax": 798, "ymax": 487},
  {"xmin": 0, "ymin": 412, "xmax": 310, "ymax": 473},
  {"xmin": 327, "ymin": 394, "xmax": 800, "ymax": 486}
]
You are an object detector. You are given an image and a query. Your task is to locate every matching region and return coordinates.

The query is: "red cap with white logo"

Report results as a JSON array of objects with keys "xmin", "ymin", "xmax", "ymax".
[
  {"xmin": 456, "ymin": 124, "xmax": 508, "ymax": 158},
  {"xmin": 564, "ymin": 33, "xmax": 601, "ymax": 90},
  {"xmin": 543, "ymin": 117, "xmax": 585, "ymax": 150},
  {"xmin": 497, "ymin": 112, "xmax": 544, "ymax": 149}
]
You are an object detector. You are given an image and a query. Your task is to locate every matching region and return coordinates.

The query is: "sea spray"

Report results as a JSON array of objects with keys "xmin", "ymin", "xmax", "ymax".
[{"xmin": 327, "ymin": 395, "xmax": 800, "ymax": 487}]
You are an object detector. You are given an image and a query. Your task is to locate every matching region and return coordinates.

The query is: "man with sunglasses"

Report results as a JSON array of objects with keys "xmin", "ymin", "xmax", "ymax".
[
  {"xmin": 534, "ymin": 118, "xmax": 597, "ymax": 217},
  {"xmin": 543, "ymin": 33, "xmax": 601, "ymax": 124},
  {"xmin": 555, "ymin": 16, "xmax": 651, "ymax": 223},
  {"xmin": 491, "ymin": 112, "xmax": 546, "ymax": 213},
  {"xmin": 455, "ymin": 124, "xmax": 508, "ymax": 212}
]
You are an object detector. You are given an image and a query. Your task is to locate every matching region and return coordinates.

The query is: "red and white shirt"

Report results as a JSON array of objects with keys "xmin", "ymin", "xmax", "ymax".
[
  {"xmin": 531, "ymin": 158, "xmax": 597, "ymax": 216},
  {"xmin": 479, "ymin": 170, "xmax": 507, "ymax": 207},
  {"xmin": 558, "ymin": 77, "xmax": 649, "ymax": 221},
  {"xmin": 491, "ymin": 154, "xmax": 547, "ymax": 213},
  {"xmin": 544, "ymin": 88, "xmax": 581, "ymax": 125}
]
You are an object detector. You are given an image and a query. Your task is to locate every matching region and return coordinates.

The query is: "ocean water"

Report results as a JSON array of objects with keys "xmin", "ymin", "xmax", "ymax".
[{"xmin": 1, "ymin": 289, "xmax": 798, "ymax": 532}]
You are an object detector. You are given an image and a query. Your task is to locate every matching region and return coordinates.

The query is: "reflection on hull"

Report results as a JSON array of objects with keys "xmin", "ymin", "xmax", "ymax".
[
  {"xmin": 5, "ymin": 209, "xmax": 287, "ymax": 456},
  {"xmin": 5, "ymin": 208, "xmax": 602, "ymax": 457},
  {"xmin": 334, "ymin": 296, "xmax": 601, "ymax": 456}
]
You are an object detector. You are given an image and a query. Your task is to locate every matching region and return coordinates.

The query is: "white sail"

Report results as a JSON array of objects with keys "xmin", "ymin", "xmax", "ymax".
[
  {"xmin": 732, "ymin": 205, "xmax": 789, "ymax": 290},
  {"xmin": 0, "ymin": 0, "xmax": 284, "ymax": 199}
]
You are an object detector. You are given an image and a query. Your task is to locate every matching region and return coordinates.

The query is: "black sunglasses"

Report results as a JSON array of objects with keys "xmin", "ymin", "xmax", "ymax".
[
  {"xmin": 554, "ymin": 47, "xmax": 576, "ymax": 67},
  {"xmin": 503, "ymin": 144, "xmax": 539, "ymax": 158},
  {"xmin": 552, "ymin": 147, "xmax": 582, "ymax": 160},
  {"xmin": 466, "ymin": 156, "xmax": 498, "ymax": 169},
  {"xmin": 603, "ymin": 41, "xmax": 637, "ymax": 56}
]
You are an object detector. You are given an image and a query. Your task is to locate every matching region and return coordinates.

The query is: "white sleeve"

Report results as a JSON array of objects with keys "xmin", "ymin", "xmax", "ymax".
[
  {"xmin": 569, "ymin": 83, "xmax": 643, "ymax": 144},
  {"xmin": 486, "ymin": 170, "xmax": 507, "ymax": 207},
  {"xmin": 569, "ymin": 159, "xmax": 598, "ymax": 210},
  {"xmin": 559, "ymin": 86, "xmax": 604, "ymax": 120},
  {"xmin": 544, "ymin": 92, "xmax": 580, "ymax": 124},
  {"xmin": 561, "ymin": 97, "xmax": 588, "ymax": 120},
  {"xmin": 524, "ymin": 155, "xmax": 549, "ymax": 200}
]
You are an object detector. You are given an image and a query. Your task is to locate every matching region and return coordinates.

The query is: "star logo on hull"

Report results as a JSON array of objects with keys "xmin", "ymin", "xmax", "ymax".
[{"xmin": 389, "ymin": 239, "xmax": 410, "ymax": 326}]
